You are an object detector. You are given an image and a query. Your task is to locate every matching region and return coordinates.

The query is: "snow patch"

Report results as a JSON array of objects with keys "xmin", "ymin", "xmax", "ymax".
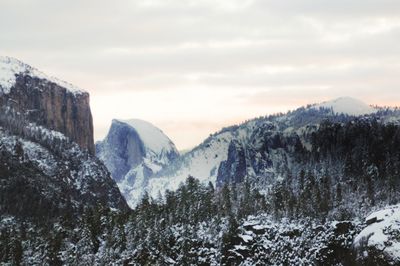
[
  {"xmin": 354, "ymin": 204, "xmax": 400, "ymax": 261},
  {"xmin": 117, "ymin": 119, "xmax": 177, "ymax": 155},
  {"xmin": 0, "ymin": 56, "xmax": 85, "ymax": 95},
  {"xmin": 312, "ymin": 97, "xmax": 376, "ymax": 116}
]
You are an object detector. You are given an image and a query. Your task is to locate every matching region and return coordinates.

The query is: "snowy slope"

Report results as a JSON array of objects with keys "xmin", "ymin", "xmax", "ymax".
[
  {"xmin": 312, "ymin": 97, "xmax": 376, "ymax": 116},
  {"xmin": 354, "ymin": 204, "xmax": 400, "ymax": 262},
  {"xmin": 144, "ymin": 121, "xmax": 262, "ymax": 199},
  {"xmin": 0, "ymin": 56, "xmax": 85, "ymax": 95},
  {"xmin": 0, "ymin": 125, "xmax": 128, "ymax": 215},
  {"xmin": 146, "ymin": 131, "xmax": 234, "ymax": 197},
  {"xmin": 106, "ymin": 97, "xmax": 394, "ymax": 206}
]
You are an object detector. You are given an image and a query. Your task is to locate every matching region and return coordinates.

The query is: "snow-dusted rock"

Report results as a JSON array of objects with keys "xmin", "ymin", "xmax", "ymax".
[
  {"xmin": 0, "ymin": 56, "xmax": 128, "ymax": 219},
  {"xmin": 0, "ymin": 56, "xmax": 95, "ymax": 153},
  {"xmin": 0, "ymin": 56, "xmax": 84, "ymax": 95},
  {"xmin": 0, "ymin": 126, "xmax": 128, "ymax": 221},
  {"xmin": 100, "ymin": 97, "xmax": 398, "ymax": 207},
  {"xmin": 354, "ymin": 204, "xmax": 400, "ymax": 263},
  {"xmin": 96, "ymin": 119, "xmax": 179, "ymax": 207}
]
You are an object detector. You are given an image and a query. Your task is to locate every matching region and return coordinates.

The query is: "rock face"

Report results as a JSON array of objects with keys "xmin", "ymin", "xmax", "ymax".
[
  {"xmin": 127, "ymin": 98, "xmax": 399, "ymax": 206},
  {"xmin": 0, "ymin": 56, "xmax": 129, "ymax": 220},
  {"xmin": 96, "ymin": 119, "xmax": 179, "ymax": 207},
  {"xmin": 96, "ymin": 120, "xmax": 146, "ymax": 182},
  {"xmin": 0, "ymin": 56, "xmax": 95, "ymax": 154},
  {"xmin": 216, "ymin": 140, "xmax": 247, "ymax": 186}
]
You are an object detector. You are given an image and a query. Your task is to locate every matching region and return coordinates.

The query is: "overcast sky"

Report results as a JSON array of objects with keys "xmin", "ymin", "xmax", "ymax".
[{"xmin": 1, "ymin": 0, "xmax": 400, "ymax": 150}]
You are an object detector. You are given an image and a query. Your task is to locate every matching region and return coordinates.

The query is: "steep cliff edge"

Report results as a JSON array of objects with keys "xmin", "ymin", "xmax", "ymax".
[
  {"xmin": 0, "ymin": 56, "xmax": 94, "ymax": 154},
  {"xmin": 0, "ymin": 56, "xmax": 129, "ymax": 221}
]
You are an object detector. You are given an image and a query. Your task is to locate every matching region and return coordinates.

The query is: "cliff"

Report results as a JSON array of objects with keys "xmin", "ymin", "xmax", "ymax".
[
  {"xmin": 0, "ymin": 56, "xmax": 95, "ymax": 154},
  {"xmin": 0, "ymin": 56, "xmax": 129, "ymax": 221}
]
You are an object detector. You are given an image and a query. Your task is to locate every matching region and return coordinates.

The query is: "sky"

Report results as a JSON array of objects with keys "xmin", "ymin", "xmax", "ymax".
[{"xmin": 1, "ymin": 0, "xmax": 400, "ymax": 150}]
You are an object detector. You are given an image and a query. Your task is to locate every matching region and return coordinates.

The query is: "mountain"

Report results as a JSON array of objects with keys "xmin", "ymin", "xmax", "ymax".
[
  {"xmin": 0, "ymin": 56, "xmax": 128, "ymax": 221},
  {"xmin": 312, "ymin": 96, "xmax": 377, "ymax": 116},
  {"xmin": 0, "ymin": 56, "xmax": 95, "ymax": 154},
  {"xmin": 114, "ymin": 97, "xmax": 399, "ymax": 206},
  {"xmin": 96, "ymin": 119, "xmax": 179, "ymax": 207},
  {"xmin": 1, "ymin": 69, "xmax": 399, "ymax": 265}
]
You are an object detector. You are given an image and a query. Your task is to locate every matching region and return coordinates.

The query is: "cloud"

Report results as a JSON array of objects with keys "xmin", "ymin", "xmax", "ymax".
[{"xmin": 0, "ymin": 0, "xmax": 399, "ymax": 149}]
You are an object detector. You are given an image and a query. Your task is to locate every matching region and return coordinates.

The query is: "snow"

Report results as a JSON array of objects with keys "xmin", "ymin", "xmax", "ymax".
[
  {"xmin": 354, "ymin": 204, "xmax": 400, "ymax": 260},
  {"xmin": 145, "ymin": 130, "xmax": 234, "ymax": 199},
  {"xmin": 312, "ymin": 97, "xmax": 376, "ymax": 116},
  {"xmin": 0, "ymin": 56, "xmax": 85, "ymax": 95},
  {"xmin": 118, "ymin": 164, "xmax": 147, "ymax": 206},
  {"xmin": 117, "ymin": 119, "xmax": 177, "ymax": 155},
  {"xmin": 239, "ymin": 234, "xmax": 254, "ymax": 243}
]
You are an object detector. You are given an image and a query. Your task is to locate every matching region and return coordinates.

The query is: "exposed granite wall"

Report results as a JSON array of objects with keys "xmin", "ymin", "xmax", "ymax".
[{"xmin": 0, "ymin": 74, "xmax": 95, "ymax": 154}]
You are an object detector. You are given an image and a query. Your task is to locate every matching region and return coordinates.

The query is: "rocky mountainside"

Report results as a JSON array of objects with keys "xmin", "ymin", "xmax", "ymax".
[
  {"xmin": 1, "ymin": 56, "xmax": 400, "ymax": 264},
  {"xmin": 126, "ymin": 97, "xmax": 398, "ymax": 204},
  {"xmin": 96, "ymin": 119, "xmax": 179, "ymax": 207},
  {"xmin": 0, "ymin": 57, "xmax": 128, "ymax": 222},
  {"xmin": 0, "ymin": 56, "xmax": 95, "ymax": 154}
]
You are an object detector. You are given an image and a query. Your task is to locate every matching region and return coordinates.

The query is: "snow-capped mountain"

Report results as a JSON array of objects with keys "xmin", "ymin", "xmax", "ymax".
[
  {"xmin": 96, "ymin": 119, "xmax": 179, "ymax": 207},
  {"xmin": 0, "ymin": 56, "xmax": 128, "ymax": 220},
  {"xmin": 0, "ymin": 56, "xmax": 95, "ymax": 153},
  {"xmin": 0, "ymin": 56, "xmax": 84, "ymax": 95},
  {"xmin": 117, "ymin": 97, "xmax": 398, "ymax": 205},
  {"xmin": 312, "ymin": 96, "xmax": 377, "ymax": 116},
  {"xmin": 1, "ymin": 54, "xmax": 400, "ymax": 265}
]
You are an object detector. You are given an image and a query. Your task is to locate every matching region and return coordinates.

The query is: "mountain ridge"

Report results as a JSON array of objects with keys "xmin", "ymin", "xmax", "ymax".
[
  {"xmin": 312, "ymin": 96, "xmax": 377, "ymax": 116},
  {"xmin": 1, "ymin": 56, "xmax": 400, "ymax": 264},
  {"xmin": 0, "ymin": 56, "xmax": 85, "ymax": 95},
  {"xmin": 111, "ymin": 97, "xmax": 399, "ymax": 205}
]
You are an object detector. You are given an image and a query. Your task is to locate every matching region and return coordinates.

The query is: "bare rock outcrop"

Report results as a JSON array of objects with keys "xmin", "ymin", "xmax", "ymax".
[{"xmin": 0, "ymin": 57, "xmax": 95, "ymax": 154}]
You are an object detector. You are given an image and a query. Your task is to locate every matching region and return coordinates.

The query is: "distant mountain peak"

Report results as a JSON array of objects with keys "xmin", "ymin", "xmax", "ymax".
[
  {"xmin": 0, "ymin": 56, "xmax": 85, "ymax": 95},
  {"xmin": 114, "ymin": 118, "xmax": 178, "ymax": 155},
  {"xmin": 312, "ymin": 96, "xmax": 377, "ymax": 116},
  {"xmin": 96, "ymin": 118, "xmax": 179, "ymax": 208}
]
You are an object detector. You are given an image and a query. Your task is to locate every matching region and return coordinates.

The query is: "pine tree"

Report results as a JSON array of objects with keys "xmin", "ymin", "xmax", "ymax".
[
  {"xmin": 336, "ymin": 183, "xmax": 343, "ymax": 206},
  {"xmin": 320, "ymin": 170, "xmax": 332, "ymax": 215},
  {"xmin": 221, "ymin": 215, "xmax": 239, "ymax": 265},
  {"xmin": 9, "ymin": 234, "xmax": 23, "ymax": 266},
  {"xmin": 220, "ymin": 184, "xmax": 232, "ymax": 217}
]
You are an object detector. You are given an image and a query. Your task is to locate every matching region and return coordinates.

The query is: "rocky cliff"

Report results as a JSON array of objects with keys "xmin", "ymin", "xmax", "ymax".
[
  {"xmin": 216, "ymin": 140, "xmax": 247, "ymax": 187},
  {"xmin": 0, "ymin": 56, "xmax": 95, "ymax": 154},
  {"xmin": 0, "ymin": 56, "xmax": 129, "ymax": 221}
]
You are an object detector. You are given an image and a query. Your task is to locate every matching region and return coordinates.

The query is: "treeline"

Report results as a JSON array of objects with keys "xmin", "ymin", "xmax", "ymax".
[
  {"xmin": 0, "ymin": 176, "xmax": 267, "ymax": 265},
  {"xmin": 124, "ymin": 176, "xmax": 267, "ymax": 264},
  {"xmin": 269, "ymin": 119, "xmax": 400, "ymax": 221}
]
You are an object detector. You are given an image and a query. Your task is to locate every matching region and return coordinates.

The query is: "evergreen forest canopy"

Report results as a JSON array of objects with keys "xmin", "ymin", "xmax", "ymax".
[{"xmin": 2, "ymin": 117, "xmax": 400, "ymax": 265}]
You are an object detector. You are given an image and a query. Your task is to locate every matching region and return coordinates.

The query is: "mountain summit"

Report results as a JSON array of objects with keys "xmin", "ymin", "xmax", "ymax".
[
  {"xmin": 96, "ymin": 119, "xmax": 179, "ymax": 207},
  {"xmin": 107, "ymin": 96, "xmax": 394, "ymax": 206},
  {"xmin": 312, "ymin": 96, "xmax": 376, "ymax": 116},
  {"xmin": 0, "ymin": 56, "xmax": 85, "ymax": 95}
]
